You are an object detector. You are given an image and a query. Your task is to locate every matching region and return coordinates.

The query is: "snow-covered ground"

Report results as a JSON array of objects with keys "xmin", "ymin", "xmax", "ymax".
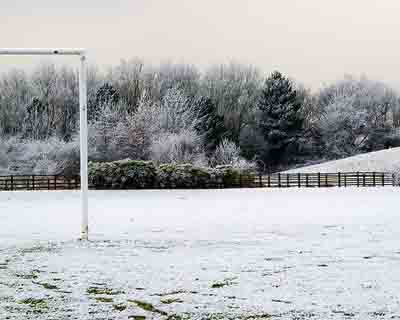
[
  {"xmin": 286, "ymin": 147, "xmax": 400, "ymax": 173},
  {"xmin": 1, "ymin": 189, "xmax": 400, "ymax": 319}
]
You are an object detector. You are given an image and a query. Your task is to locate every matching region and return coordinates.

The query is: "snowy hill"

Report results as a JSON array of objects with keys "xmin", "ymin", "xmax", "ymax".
[{"xmin": 286, "ymin": 147, "xmax": 400, "ymax": 173}]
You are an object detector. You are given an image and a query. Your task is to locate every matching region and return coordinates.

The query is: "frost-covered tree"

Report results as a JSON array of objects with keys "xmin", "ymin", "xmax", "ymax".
[
  {"xmin": 88, "ymin": 83, "xmax": 120, "ymax": 121},
  {"xmin": 24, "ymin": 98, "xmax": 49, "ymax": 140},
  {"xmin": 89, "ymin": 103, "xmax": 131, "ymax": 161},
  {"xmin": 211, "ymin": 139, "xmax": 240, "ymax": 165},
  {"xmin": 318, "ymin": 76, "xmax": 400, "ymax": 157},
  {"xmin": 158, "ymin": 87, "xmax": 199, "ymax": 134},
  {"xmin": 210, "ymin": 139, "xmax": 255, "ymax": 169},
  {"xmin": 151, "ymin": 62, "xmax": 200, "ymax": 100},
  {"xmin": 108, "ymin": 58, "xmax": 144, "ymax": 111},
  {"xmin": 0, "ymin": 70, "xmax": 31, "ymax": 136},
  {"xmin": 258, "ymin": 71, "xmax": 304, "ymax": 167},
  {"xmin": 201, "ymin": 63, "xmax": 262, "ymax": 143},
  {"xmin": 95, "ymin": 83, "xmax": 120, "ymax": 106},
  {"xmin": 150, "ymin": 129, "xmax": 206, "ymax": 165},
  {"xmin": 55, "ymin": 66, "xmax": 79, "ymax": 141},
  {"xmin": 0, "ymin": 136, "xmax": 79, "ymax": 175}
]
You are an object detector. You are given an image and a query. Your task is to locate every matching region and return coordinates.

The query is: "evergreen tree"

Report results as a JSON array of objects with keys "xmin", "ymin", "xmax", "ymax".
[
  {"xmin": 95, "ymin": 83, "xmax": 120, "ymax": 106},
  {"xmin": 258, "ymin": 71, "xmax": 304, "ymax": 167},
  {"xmin": 88, "ymin": 83, "xmax": 120, "ymax": 121},
  {"xmin": 24, "ymin": 98, "xmax": 49, "ymax": 140},
  {"xmin": 195, "ymin": 97, "xmax": 226, "ymax": 154}
]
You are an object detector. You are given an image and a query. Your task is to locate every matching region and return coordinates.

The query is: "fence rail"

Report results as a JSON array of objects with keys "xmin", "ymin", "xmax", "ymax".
[
  {"xmin": 261, "ymin": 172, "xmax": 394, "ymax": 188},
  {"xmin": 0, "ymin": 175, "xmax": 80, "ymax": 191},
  {"xmin": 0, "ymin": 172, "xmax": 396, "ymax": 191}
]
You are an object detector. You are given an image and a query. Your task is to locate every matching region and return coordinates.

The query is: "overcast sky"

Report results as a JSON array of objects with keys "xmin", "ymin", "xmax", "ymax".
[{"xmin": 1, "ymin": 0, "xmax": 400, "ymax": 89}]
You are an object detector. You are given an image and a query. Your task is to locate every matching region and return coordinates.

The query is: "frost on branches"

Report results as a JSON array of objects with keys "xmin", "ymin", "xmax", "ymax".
[{"xmin": 1, "ymin": 62, "xmax": 400, "ymax": 175}]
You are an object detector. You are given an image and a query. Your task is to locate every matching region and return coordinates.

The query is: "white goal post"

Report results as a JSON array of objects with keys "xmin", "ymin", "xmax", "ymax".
[{"xmin": 0, "ymin": 48, "xmax": 89, "ymax": 240}]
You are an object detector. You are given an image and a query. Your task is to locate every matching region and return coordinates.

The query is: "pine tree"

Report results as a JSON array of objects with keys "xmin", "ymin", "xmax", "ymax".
[
  {"xmin": 195, "ymin": 97, "xmax": 226, "ymax": 154},
  {"xmin": 88, "ymin": 83, "xmax": 120, "ymax": 121},
  {"xmin": 258, "ymin": 71, "xmax": 304, "ymax": 167},
  {"xmin": 24, "ymin": 98, "xmax": 49, "ymax": 140}
]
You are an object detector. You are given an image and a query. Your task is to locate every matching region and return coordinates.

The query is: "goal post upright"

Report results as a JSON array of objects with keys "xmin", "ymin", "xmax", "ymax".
[
  {"xmin": 79, "ymin": 54, "xmax": 89, "ymax": 240},
  {"xmin": 79, "ymin": 53, "xmax": 89, "ymax": 240},
  {"xmin": 0, "ymin": 48, "xmax": 89, "ymax": 240}
]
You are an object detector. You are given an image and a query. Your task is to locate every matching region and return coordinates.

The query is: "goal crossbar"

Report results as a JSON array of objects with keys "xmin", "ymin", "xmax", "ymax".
[
  {"xmin": 0, "ymin": 48, "xmax": 89, "ymax": 240},
  {"xmin": 0, "ymin": 48, "xmax": 86, "ymax": 55}
]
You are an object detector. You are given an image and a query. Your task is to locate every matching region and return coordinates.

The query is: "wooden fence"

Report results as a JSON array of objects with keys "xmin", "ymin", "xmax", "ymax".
[
  {"xmin": 261, "ymin": 172, "xmax": 395, "ymax": 188},
  {"xmin": 0, "ymin": 175, "xmax": 80, "ymax": 191},
  {"xmin": 0, "ymin": 172, "xmax": 396, "ymax": 191}
]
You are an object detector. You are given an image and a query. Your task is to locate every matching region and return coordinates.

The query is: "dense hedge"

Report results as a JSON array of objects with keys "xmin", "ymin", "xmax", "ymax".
[{"xmin": 89, "ymin": 160, "xmax": 256, "ymax": 189}]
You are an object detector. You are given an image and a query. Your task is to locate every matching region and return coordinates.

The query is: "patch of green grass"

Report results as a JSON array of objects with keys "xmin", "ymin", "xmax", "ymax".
[
  {"xmin": 243, "ymin": 314, "xmax": 272, "ymax": 319},
  {"xmin": 57, "ymin": 290, "xmax": 73, "ymax": 294},
  {"xmin": 271, "ymin": 299, "xmax": 292, "ymax": 304},
  {"xmin": 33, "ymin": 282, "xmax": 58, "ymax": 290},
  {"xmin": 94, "ymin": 297, "xmax": 114, "ymax": 303},
  {"xmin": 151, "ymin": 290, "xmax": 186, "ymax": 297},
  {"xmin": 166, "ymin": 315, "xmax": 183, "ymax": 320},
  {"xmin": 113, "ymin": 303, "xmax": 127, "ymax": 311},
  {"xmin": 18, "ymin": 298, "xmax": 49, "ymax": 312},
  {"xmin": 86, "ymin": 286, "xmax": 123, "ymax": 295},
  {"xmin": 178, "ymin": 313, "xmax": 272, "ymax": 320},
  {"xmin": 161, "ymin": 298, "xmax": 183, "ymax": 304},
  {"xmin": 211, "ymin": 277, "xmax": 238, "ymax": 289},
  {"xmin": 15, "ymin": 272, "xmax": 38, "ymax": 280},
  {"xmin": 128, "ymin": 300, "xmax": 167, "ymax": 316}
]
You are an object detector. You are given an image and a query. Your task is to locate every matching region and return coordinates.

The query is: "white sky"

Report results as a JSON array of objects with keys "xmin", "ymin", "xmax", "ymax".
[{"xmin": 1, "ymin": 0, "xmax": 400, "ymax": 89}]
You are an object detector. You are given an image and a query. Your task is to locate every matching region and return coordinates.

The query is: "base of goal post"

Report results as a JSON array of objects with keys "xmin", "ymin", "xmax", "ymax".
[{"xmin": 80, "ymin": 228, "xmax": 89, "ymax": 241}]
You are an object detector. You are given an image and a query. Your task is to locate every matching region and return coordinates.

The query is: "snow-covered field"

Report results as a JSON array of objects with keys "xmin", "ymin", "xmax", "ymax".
[
  {"xmin": 1, "ymin": 189, "xmax": 400, "ymax": 319},
  {"xmin": 286, "ymin": 147, "xmax": 400, "ymax": 173}
]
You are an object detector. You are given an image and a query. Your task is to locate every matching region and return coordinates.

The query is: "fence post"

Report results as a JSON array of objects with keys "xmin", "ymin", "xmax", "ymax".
[
  {"xmin": 298, "ymin": 173, "xmax": 301, "ymax": 188},
  {"xmin": 344, "ymin": 174, "xmax": 347, "ymax": 187},
  {"xmin": 48, "ymin": 178, "xmax": 50, "ymax": 190},
  {"xmin": 32, "ymin": 175, "xmax": 35, "ymax": 191},
  {"xmin": 325, "ymin": 173, "xmax": 328, "ymax": 187},
  {"xmin": 239, "ymin": 174, "xmax": 243, "ymax": 188},
  {"xmin": 11, "ymin": 175, "xmax": 14, "ymax": 191},
  {"xmin": 338, "ymin": 172, "xmax": 341, "ymax": 187},
  {"xmin": 306, "ymin": 174, "xmax": 309, "ymax": 187},
  {"xmin": 357, "ymin": 172, "xmax": 360, "ymax": 187},
  {"xmin": 382, "ymin": 173, "xmax": 385, "ymax": 187},
  {"xmin": 286, "ymin": 174, "xmax": 289, "ymax": 187},
  {"xmin": 278, "ymin": 173, "xmax": 281, "ymax": 188},
  {"xmin": 318, "ymin": 172, "xmax": 321, "ymax": 188},
  {"xmin": 268, "ymin": 175, "xmax": 271, "ymax": 188},
  {"xmin": 373, "ymin": 172, "xmax": 376, "ymax": 187},
  {"xmin": 54, "ymin": 176, "xmax": 57, "ymax": 190},
  {"xmin": 363, "ymin": 173, "xmax": 366, "ymax": 187},
  {"xmin": 259, "ymin": 174, "xmax": 262, "ymax": 188}
]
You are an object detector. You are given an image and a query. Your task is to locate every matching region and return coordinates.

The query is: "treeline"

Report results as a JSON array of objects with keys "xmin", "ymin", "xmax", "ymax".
[{"xmin": 1, "ymin": 59, "xmax": 400, "ymax": 175}]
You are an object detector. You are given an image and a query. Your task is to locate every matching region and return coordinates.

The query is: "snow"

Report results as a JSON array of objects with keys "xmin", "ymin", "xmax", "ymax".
[
  {"xmin": 1, "ymin": 189, "xmax": 400, "ymax": 319},
  {"xmin": 285, "ymin": 147, "xmax": 400, "ymax": 173}
]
